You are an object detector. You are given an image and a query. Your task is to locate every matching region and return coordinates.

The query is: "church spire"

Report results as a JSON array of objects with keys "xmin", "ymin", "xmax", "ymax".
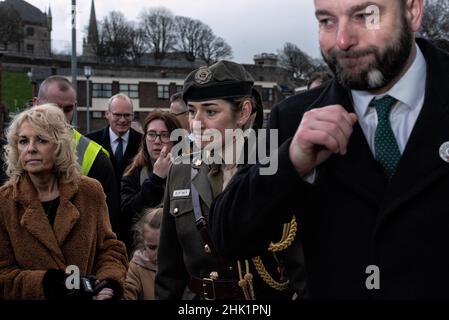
[
  {"xmin": 47, "ymin": 3, "xmax": 52, "ymax": 31},
  {"xmin": 87, "ymin": 0, "xmax": 99, "ymax": 45},
  {"xmin": 83, "ymin": 0, "xmax": 99, "ymax": 56}
]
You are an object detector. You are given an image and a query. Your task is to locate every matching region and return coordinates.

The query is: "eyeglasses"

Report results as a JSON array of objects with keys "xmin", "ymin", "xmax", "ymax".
[
  {"xmin": 146, "ymin": 131, "xmax": 171, "ymax": 143},
  {"xmin": 111, "ymin": 113, "xmax": 133, "ymax": 120}
]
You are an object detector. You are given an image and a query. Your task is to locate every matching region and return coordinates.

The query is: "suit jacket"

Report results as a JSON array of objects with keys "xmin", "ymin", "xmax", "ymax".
[
  {"xmin": 0, "ymin": 174, "xmax": 128, "ymax": 299},
  {"xmin": 87, "ymin": 126, "xmax": 142, "ymax": 181},
  {"xmin": 209, "ymin": 38, "xmax": 449, "ymax": 299}
]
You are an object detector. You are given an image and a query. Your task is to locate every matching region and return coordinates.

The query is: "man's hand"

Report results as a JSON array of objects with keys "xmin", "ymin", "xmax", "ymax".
[{"xmin": 289, "ymin": 105, "xmax": 358, "ymax": 176}]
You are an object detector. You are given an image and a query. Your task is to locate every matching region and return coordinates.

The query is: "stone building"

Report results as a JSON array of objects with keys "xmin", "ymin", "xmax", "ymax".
[{"xmin": 0, "ymin": 0, "xmax": 52, "ymax": 57}]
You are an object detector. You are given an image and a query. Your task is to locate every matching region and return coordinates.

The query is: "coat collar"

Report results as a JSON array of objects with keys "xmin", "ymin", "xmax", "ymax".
[
  {"xmin": 14, "ymin": 173, "xmax": 81, "ymax": 268},
  {"xmin": 312, "ymin": 79, "xmax": 387, "ymax": 206},
  {"xmin": 309, "ymin": 39, "xmax": 449, "ymax": 229},
  {"xmin": 373, "ymin": 38, "xmax": 449, "ymax": 230}
]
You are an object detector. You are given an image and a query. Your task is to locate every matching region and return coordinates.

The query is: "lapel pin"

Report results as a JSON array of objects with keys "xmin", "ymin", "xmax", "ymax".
[{"xmin": 439, "ymin": 142, "xmax": 449, "ymax": 163}]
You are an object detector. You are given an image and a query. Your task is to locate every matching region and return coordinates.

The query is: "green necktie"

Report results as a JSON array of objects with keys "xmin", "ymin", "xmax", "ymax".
[{"xmin": 371, "ymin": 95, "xmax": 401, "ymax": 179}]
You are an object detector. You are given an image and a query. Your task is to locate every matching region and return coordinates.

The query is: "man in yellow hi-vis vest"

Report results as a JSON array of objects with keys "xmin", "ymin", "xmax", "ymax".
[{"xmin": 33, "ymin": 76, "xmax": 120, "ymax": 234}]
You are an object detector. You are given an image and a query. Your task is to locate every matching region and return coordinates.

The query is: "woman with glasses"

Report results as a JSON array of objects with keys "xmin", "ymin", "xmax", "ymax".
[
  {"xmin": 155, "ymin": 61, "xmax": 305, "ymax": 300},
  {"xmin": 121, "ymin": 111, "xmax": 181, "ymax": 251}
]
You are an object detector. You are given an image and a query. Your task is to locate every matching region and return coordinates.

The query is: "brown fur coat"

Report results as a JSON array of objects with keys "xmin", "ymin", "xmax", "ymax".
[{"xmin": 0, "ymin": 174, "xmax": 128, "ymax": 299}]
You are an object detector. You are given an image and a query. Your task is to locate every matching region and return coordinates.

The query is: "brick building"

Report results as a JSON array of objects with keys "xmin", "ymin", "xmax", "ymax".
[{"xmin": 0, "ymin": 0, "xmax": 304, "ymax": 134}]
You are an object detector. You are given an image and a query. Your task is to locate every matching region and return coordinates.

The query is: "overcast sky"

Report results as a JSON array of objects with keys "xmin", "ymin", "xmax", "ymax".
[{"xmin": 26, "ymin": 0, "xmax": 321, "ymax": 64}]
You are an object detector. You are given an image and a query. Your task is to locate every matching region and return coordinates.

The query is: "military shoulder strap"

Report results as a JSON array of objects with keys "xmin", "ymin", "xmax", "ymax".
[{"xmin": 190, "ymin": 166, "xmax": 216, "ymax": 254}]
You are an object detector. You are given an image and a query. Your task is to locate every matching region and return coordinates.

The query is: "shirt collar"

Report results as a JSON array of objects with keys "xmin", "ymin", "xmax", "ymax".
[
  {"xmin": 351, "ymin": 43, "xmax": 427, "ymax": 116},
  {"xmin": 109, "ymin": 126, "xmax": 130, "ymax": 143}
]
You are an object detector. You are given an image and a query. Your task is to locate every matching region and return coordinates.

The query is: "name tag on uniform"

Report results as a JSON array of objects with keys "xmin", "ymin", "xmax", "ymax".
[{"xmin": 173, "ymin": 189, "xmax": 190, "ymax": 197}]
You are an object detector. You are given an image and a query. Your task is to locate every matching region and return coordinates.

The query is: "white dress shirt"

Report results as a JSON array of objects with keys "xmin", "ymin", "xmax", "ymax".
[
  {"xmin": 305, "ymin": 43, "xmax": 427, "ymax": 183},
  {"xmin": 109, "ymin": 127, "xmax": 130, "ymax": 156},
  {"xmin": 351, "ymin": 44, "xmax": 427, "ymax": 155}
]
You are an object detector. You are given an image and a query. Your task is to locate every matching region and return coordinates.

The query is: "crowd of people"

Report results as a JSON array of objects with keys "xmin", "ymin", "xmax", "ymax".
[{"xmin": 1, "ymin": 0, "xmax": 449, "ymax": 300}]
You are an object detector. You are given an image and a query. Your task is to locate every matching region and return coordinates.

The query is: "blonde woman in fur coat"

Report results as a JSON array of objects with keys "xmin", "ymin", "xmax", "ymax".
[{"xmin": 0, "ymin": 104, "xmax": 128, "ymax": 300}]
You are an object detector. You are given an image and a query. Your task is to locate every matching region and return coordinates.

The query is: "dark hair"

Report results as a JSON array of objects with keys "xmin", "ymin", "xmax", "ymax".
[
  {"xmin": 170, "ymin": 92, "xmax": 183, "ymax": 103},
  {"xmin": 124, "ymin": 110, "xmax": 181, "ymax": 176},
  {"xmin": 307, "ymin": 71, "xmax": 333, "ymax": 90},
  {"xmin": 38, "ymin": 76, "xmax": 75, "ymax": 99},
  {"xmin": 170, "ymin": 92, "xmax": 188, "ymax": 113}
]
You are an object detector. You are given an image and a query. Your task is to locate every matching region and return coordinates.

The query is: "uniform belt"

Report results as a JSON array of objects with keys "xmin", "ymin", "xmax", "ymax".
[{"xmin": 188, "ymin": 275, "xmax": 245, "ymax": 300}]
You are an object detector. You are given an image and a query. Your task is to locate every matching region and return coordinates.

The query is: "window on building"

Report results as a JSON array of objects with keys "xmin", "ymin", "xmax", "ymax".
[
  {"xmin": 157, "ymin": 85, "xmax": 170, "ymax": 100},
  {"xmin": 26, "ymin": 27, "xmax": 34, "ymax": 36},
  {"xmin": 92, "ymin": 83, "xmax": 112, "ymax": 98},
  {"xmin": 92, "ymin": 111, "xmax": 104, "ymax": 119},
  {"xmin": 176, "ymin": 85, "xmax": 183, "ymax": 93},
  {"xmin": 262, "ymin": 88, "xmax": 274, "ymax": 102},
  {"xmin": 26, "ymin": 44, "xmax": 34, "ymax": 54},
  {"xmin": 119, "ymin": 84, "xmax": 139, "ymax": 99}
]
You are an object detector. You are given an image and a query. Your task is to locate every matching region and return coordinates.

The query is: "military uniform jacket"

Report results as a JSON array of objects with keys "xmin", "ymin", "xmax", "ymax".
[
  {"xmin": 155, "ymin": 154, "xmax": 305, "ymax": 300},
  {"xmin": 209, "ymin": 39, "xmax": 449, "ymax": 299}
]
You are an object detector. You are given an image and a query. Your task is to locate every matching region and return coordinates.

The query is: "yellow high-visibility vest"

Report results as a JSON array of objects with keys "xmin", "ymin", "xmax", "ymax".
[{"xmin": 73, "ymin": 129, "xmax": 110, "ymax": 176}]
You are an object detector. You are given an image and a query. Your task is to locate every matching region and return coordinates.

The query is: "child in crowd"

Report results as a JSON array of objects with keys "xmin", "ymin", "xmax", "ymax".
[{"xmin": 123, "ymin": 207, "xmax": 162, "ymax": 300}]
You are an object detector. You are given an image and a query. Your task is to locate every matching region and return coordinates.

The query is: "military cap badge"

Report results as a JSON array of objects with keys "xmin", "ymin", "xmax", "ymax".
[{"xmin": 194, "ymin": 66, "xmax": 213, "ymax": 84}]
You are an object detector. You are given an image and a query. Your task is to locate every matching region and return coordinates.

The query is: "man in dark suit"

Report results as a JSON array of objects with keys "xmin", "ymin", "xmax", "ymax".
[
  {"xmin": 87, "ymin": 93, "xmax": 142, "ymax": 182},
  {"xmin": 209, "ymin": 0, "xmax": 449, "ymax": 299}
]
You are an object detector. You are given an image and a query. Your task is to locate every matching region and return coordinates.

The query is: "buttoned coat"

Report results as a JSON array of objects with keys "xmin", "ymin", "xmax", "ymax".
[
  {"xmin": 209, "ymin": 39, "xmax": 449, "ymax": 299},
  {"xmin": 155, "ymin": 157, "xmax": 305, "ymax": 300},
  {"xmin": 0, "ymin": 174, "xmax": 128, "ymax": 299}
]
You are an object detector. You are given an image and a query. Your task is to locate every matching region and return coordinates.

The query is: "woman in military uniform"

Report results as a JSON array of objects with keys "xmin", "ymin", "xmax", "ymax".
[{"xmin": 155, "ymin": 60, "xmax": 305, "ymax": 300}]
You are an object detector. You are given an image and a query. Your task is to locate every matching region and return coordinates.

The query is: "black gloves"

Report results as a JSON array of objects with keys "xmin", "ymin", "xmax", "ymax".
[{"xmin": 42, "ymin": 269, "xmax": 122, "ymax": 300}]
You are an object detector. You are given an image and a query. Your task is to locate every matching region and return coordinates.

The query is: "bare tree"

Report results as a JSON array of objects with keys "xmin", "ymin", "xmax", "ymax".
[
  {"xmin": 0, "ymin": 4, "xmax": 24, "ymax": 52},
  {"xmin": 139, "ymin": 7, "xmax": 176, "ymax": 59},
  {"xmin": 129, "ymin": 24, "xmax": 147, "ymax": 64},
  {"xmin": 98, "ymin": 11, "xmax": 133, "ymax": 62},
  {"xmin": 420, "ymin": 0, "xmax": 449, "ymax": 41},
  {"xmin": 173, "ymin": 15, "xmax": 232, "ymax": 63},
  {"xmin": 174, "ymin": 16, "xmax": 205, "ymax": 61},
  {"xmin": 197, "ymin": 26, "xmax": 233, "ymax": 64},
  {"xmin": 278, "ymin": 42, "xmax": 315, "ymax": 79},
  {"xmin": 199, "ymin": 37, "xmax": 233, "ymax": 65}
]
